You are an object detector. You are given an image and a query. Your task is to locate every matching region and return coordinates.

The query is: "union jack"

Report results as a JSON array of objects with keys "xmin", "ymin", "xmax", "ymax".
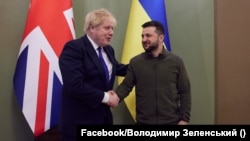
[{"xmin": 13, "ymin": 0, "xmax": 75, "ymax": 136}]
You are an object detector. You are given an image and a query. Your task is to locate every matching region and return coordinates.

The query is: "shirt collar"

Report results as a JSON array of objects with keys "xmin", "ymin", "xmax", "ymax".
[{"xmin": 87, "ymin": 34, "xmax": 99, "ymax": 50}]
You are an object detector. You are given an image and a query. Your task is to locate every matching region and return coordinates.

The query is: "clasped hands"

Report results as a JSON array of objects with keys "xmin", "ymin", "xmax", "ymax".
[{"xmin": 106, "ymin": 90, "xmax": 119, "ymax": 108}]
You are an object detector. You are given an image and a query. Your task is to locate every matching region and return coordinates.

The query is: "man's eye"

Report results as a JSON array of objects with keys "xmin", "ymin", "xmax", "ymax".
[{"xmin": 104, "ymin": 27, "xmax": 113, "ymax": 30}]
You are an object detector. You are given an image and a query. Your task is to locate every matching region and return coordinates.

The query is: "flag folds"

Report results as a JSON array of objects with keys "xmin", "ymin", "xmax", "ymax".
[
  {"xmin": 13, "ymin": 0, "xmax": 75, "ymax": 136},
  {"xmin": 119, "ymin": 0, "xmax": 171, "ymax": 121}
]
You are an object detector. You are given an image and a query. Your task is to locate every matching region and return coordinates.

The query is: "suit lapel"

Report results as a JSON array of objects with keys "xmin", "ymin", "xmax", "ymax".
[{"xmin": 83, "ymin": 36, "xmax": 107, "ymax": 85}]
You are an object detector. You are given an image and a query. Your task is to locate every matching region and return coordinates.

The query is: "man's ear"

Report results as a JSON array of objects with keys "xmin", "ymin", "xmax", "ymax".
[
  {"xmin": 89, "ymin": 24, "xmax": 95, "ymax": 32},
  {"xmin": 159, "ymin": 34, "xmax": 164, "ymax": 42}
]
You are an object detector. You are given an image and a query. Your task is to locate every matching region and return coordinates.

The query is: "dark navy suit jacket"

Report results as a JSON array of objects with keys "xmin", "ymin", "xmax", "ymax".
[{"xmin": 58, "ymin": 35, "xmax": 128, "ymax": 138}]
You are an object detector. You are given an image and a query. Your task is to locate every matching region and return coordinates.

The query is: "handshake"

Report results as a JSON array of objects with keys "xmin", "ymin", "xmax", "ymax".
[{"xmin": 106, "ymin": 90, "xmax": 120, "ymax": 108}]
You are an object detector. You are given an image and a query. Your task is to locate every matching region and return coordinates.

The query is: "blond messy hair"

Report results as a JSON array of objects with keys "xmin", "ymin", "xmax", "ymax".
[{"xmin": 84, "ymin": 8, "xmax": 117, "ymax": 33}]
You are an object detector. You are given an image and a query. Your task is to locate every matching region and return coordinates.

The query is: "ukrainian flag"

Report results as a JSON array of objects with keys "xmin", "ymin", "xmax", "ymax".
[{"xmin": 119, "ymin": 0, "xmax": 171, "ymax": 121}]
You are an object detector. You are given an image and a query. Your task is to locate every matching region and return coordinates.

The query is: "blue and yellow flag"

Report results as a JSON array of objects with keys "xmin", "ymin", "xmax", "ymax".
[{"xmin": 119, "ymin": 0, "xmax": 171, "ymax": 121}]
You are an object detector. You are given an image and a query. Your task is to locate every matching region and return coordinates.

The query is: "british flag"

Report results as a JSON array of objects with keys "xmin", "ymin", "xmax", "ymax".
[{"xmin": 13, "ymin": 0, "xmax": 75, "ymax": 136}]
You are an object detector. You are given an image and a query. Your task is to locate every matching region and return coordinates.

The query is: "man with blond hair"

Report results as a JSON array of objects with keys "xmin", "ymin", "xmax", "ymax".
[{"xmin": 59, "ymin": 8, "xmax": 128, "ymax": 140}]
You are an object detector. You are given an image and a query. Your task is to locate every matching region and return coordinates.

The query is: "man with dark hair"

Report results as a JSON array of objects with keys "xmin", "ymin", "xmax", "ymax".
[{"xmin": 115, "ymin": 20, "xmax": 191, "ymax": 125}]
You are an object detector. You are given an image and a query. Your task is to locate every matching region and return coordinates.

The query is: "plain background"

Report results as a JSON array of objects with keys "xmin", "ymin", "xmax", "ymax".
[{"xmin": 1, "ymin": 0, "xmax": 249, "ymax": 140}]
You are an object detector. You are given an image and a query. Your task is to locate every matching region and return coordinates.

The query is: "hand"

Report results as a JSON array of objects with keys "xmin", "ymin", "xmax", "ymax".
[
  {"xmin": 178, "ymin": 120, "xmax": 188, "ymax": 125},
  {"xmin": 108, "ymin": 90, "xmax": 116, "ymax": 95},
  {"xmin": 107, "ymin": 90, "xmax": 119, "ymax": 107}
]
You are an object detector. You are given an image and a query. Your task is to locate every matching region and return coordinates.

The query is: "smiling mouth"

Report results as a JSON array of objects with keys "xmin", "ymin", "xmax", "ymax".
[
  {"xmin": 106, "ymin": 36, "xmax": 112, "ymax": 39},
  {"xmin": 143, "ymin": 42, "xmax": 150, "ymax": 46}
]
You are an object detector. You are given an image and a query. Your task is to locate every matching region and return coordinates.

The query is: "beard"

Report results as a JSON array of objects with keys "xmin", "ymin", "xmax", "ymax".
[{"xmin": 144, "ymin": 41, "xmax": 159, "ymax": 53}]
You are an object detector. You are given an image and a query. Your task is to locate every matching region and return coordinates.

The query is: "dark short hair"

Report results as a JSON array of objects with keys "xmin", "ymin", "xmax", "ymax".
[{"xmin": 142, "ymin": 21, "xmax": 165, "ymax": 35}]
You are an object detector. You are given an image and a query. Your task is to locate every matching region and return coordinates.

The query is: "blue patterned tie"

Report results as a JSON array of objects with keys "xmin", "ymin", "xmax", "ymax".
[{"xmin": 98, "ymin": 47, "xmax": 109, "ymax": 83}]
